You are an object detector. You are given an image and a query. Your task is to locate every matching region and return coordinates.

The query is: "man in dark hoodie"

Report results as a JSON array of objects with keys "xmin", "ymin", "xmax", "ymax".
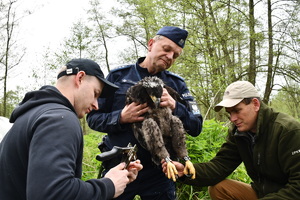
[{"xmin": 0, "ymin": 58, "xmax": 143, "ymax": 200}]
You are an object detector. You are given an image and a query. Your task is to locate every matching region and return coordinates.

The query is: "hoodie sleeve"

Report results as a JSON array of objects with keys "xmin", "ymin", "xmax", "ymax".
[{"xmin": 26, "ymin": 109, "xmax": 115, "ymax": 200}]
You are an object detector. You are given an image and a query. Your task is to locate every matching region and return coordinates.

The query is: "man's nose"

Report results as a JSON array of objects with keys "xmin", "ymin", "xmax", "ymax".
[
  {"xmin": 92, "ymin": 99, "xmax": 99, "ymax": 110},
  {"xmin": 166, "ymin": 51, "xmax": 174, "ymax": 59},
  {"xmin": 230, "ymin": 114, "xmax": 237, "ymax": 122}
]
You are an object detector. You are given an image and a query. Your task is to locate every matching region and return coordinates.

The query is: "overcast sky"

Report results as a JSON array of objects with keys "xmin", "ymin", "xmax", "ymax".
[
  {"xmin": 8, "ymin": 0, "xmax": 118, "ymax": 91},
  {"xmin": 21, "ymin": 0, "xmax": 89, "ymax": 51}
]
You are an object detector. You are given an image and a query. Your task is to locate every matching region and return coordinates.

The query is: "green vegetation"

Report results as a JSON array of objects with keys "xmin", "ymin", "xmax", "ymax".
[
  {"xmin": 82, "ymin": 130, "xmax": 104, "ymax": 181},
  {"xmin": 82, "ymin": 119, "xmax": 250, "ymax": 199},
  {"xmin": 1, "ymin": 0, "xmax": 300, "ymax": 121}
]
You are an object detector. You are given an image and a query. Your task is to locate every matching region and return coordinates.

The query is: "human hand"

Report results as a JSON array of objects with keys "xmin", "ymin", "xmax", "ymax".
[
  {"xmin": 160, "ymin": 88, "xmax": 176, "ymax": 110},
  {"xmin": 161, "ymin": 159, "xmax": 185, "ymax": 178},
  {"xmin": 120, "ymin": 102, "xmax": 148, "ymax": 124},
  {"xmin": 104, "ymin": 163, "xmax": 130, "ymax": 198},
  {"xmin": 126, "ymin": 159, "xmax": 143, "ymax": 183}
]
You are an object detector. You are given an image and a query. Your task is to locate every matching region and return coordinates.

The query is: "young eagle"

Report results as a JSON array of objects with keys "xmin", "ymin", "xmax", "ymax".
[{"xmin": 125, "ymin": 76, "xmax": 195, "ymax": 181}]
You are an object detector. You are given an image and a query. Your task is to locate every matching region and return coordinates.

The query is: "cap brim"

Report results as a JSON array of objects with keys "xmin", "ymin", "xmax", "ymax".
[
  {"xmin": 97, "ymin": 76, "xmax": 119, "ymax": 98},
  {"xmin": 214, "ymin": 98, "xmax": 243, "ymax": 112}
]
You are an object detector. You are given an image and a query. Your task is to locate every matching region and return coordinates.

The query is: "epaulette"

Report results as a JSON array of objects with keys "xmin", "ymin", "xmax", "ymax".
[
  {"xmin": 110, "ymin": 64, "xmax": 133, "ymax": 73},
  {"xmin": 165, "ymin": 71, "xmax": 185, "ymax": 81}
]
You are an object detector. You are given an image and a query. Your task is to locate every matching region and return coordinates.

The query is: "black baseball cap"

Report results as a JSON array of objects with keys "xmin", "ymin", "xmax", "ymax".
[{"xmin": 57, "ymin": 58, "xmax": 118, "ymax": 98}]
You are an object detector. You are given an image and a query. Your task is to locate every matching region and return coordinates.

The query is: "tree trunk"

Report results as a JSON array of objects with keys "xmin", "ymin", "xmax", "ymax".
[
  {"xmin": 263, "ymin": 0, "xmax": 274, "ymax": 104},
  {"xmin": 3, "ymin": 1, "xmax": 15, "ymax": 117},
  {"xmin": 248, "ymin": 0, "xmax": 256, "ymax": 84}
]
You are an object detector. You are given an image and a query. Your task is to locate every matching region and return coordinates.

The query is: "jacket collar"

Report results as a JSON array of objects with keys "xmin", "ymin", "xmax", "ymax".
[{"xmin": 256, "ymin": 103, "xmax": 276, "ymax": 137}]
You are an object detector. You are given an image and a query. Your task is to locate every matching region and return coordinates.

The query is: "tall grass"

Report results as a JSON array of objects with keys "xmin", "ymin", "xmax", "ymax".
[
  {"xmin": 82, "ymin": 131, "xmax": 104, "ymax": 180},
  {"xmin": 82, "ymin": 119, "xmax": 250, "ymax": 199}
]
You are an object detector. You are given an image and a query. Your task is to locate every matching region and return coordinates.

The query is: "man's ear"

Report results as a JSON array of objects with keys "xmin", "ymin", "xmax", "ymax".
[
  {"xmin": 148, "ymin": 38, "xmax": 154, "ymax": 52},
  {"xmin": 252, "ymin": 98, "xmax": 260, "ymax": 112},
  {"xmin": 75, "ymin": 71, "xmax": 86, "ymax": 87}
]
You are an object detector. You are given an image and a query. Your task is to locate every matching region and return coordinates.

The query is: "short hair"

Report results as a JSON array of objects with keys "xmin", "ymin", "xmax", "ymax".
[
  {"xmin": 153, "ymin": 35, "xmax": 164, "ymax": 41},
  {"xmin": 242, "ymin": 97, "xmax": 261, "ymax": 105}
]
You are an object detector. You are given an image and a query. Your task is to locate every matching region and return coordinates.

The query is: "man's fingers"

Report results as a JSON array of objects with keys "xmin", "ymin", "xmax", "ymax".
[{"xmin": 117, "ymin": 162, "xmax": 126, "ymax": 170}]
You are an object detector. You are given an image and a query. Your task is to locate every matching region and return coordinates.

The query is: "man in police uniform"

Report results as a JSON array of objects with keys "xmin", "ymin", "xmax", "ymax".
[{"xmin": 87, "ymin": 26, "xmax": 203, "ymax": 200}]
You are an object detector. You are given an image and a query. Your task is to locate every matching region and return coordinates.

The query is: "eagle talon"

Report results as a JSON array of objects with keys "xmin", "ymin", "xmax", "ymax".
[
  {"xmin": 183, "ymin": 160, "xmax": 196, "ymax": 179},
  {"xmin": 166, "ymin": 158, "xmax": 178, "ymax": 182}
]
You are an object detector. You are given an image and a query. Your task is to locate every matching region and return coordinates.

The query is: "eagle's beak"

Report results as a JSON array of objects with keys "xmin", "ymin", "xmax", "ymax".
[{"xmin": 150, "ymin": 95, "xmax": 161, "ymax": 108}]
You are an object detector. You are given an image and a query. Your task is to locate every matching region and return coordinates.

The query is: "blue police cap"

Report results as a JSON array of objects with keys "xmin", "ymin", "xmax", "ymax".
[{"xmin": 156, "ymin": 26, "xmax": 188, "ymax": 48}]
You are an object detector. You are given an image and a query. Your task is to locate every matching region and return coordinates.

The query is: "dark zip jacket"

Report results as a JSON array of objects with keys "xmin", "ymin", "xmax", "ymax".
[
  {"xmin": 0, "ymin": 85, "xmax": 115, "ymax": 200},
  {"xmin": 183, "ymin": 103, "xmax": 300, "ymax": 199}
]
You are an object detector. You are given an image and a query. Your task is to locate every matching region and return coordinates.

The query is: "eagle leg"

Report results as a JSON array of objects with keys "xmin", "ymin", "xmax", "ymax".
[
  {"xmin": 165, "ymin": 157, "xmax": 178, "ymax": 182},
  {"xmin": 183, "ymin": 156, "xmax": 196, "ymax": 179}
]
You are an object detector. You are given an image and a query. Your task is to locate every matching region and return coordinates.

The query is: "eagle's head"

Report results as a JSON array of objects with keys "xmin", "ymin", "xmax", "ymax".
[
  {"xmin": 141, "ymin": 77, "xmax": 164, "ymax": 108},
  {"xmin": 126, "ymin": 76, "xmax": 164, "ymax": 109}
]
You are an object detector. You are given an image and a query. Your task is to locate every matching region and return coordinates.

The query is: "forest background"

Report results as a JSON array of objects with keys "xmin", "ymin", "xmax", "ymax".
[{"xmin": 1, "ymin": 0, "xmax": 300, "ymax": 199}]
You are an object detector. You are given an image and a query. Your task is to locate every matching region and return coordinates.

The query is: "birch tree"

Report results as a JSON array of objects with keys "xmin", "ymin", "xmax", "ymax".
[{"xmin": 0, "ymin": 0, "xmax": 26, "ymax": 117}]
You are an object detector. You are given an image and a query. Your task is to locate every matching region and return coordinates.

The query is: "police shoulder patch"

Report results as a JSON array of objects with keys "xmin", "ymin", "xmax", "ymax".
[
  {"xmin": 188, "ymin": 101, "xmax": 201, "ymax": 115},
  {"xmin": 110, "ymin": 64, "xmax": 133, "ymax": 73}
]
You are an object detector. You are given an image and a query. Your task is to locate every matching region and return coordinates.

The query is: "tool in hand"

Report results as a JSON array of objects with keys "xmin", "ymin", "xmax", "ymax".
[{"xmin": 96, "ymin": 143, "xmax": 138, "ymax": 169}]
